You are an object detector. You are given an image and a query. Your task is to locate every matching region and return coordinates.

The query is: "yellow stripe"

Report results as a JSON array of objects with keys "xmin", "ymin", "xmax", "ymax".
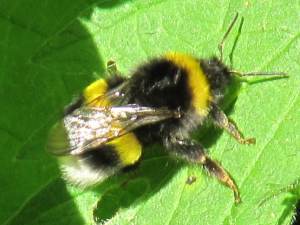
[
  {"xmin": 108, "ymin": 133, "xmax": 142, "ymax": 166},
  {"xmin": 83, "ymin": 79, "xmax": 110, "ymax": 107},
  {"xmin": 165, "ymin": 52, "xmax": 212, "ymax": 116},
  {"xmin": 83, "ymin": 78, "xmax": 142, "ymax": 166}
]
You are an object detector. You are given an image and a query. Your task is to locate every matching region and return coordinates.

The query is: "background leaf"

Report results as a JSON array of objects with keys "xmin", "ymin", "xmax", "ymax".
[{"xmin": 0, "ymin": 0, "xmax": 299, "ymax": 225}]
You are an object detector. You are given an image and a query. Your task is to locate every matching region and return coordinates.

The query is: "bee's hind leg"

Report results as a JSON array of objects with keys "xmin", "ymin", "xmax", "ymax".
[{"xmin": 165, "ymin": 136, "xmax": 241, "ymax": 203}]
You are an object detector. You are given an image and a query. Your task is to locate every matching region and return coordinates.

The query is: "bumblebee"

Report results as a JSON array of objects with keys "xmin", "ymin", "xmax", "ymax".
[{"xmin": 47, "ymin": 13, "xmax": 285, "ymax": 203}]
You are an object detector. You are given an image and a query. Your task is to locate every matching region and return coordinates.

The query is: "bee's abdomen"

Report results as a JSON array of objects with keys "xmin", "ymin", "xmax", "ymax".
[{"xmin": 80, "ymin": 145, "xmax": 120, "ymax": 169}]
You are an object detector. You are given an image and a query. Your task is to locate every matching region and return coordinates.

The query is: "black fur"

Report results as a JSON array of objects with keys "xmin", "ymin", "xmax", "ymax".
[
  {"xmin": 107, "ymin": 75, "xmax": 127, "ymax": 89},
  {"xmin": 125, "ymin": 58, "xmax": 193, "ymax": 144},
  {"xmin": 80, "ymin": 145, "xmax": 120, "ymax": 168},
  {"xmin": 127, "ymin": 59, "xmax": 191, "ymax": 111},
  {"xmin": 200, "ymin": 57, "xmax": 231, "ymax": 100},
  {"xmin": 122, "ymin": 160, "xmax": 141, "ymax": 173}
]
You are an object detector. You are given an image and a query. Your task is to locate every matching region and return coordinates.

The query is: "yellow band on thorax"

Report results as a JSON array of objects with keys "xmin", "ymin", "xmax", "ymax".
[{"xmin": 165, "ymin": 52, "xmax": 212, "ymax": 116}]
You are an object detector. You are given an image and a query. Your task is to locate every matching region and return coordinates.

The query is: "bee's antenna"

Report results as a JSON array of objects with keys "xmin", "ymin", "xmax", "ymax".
[
  {"xmin": 218, "ymin": 12, "xmax": 239, "ymax": 62},
  {"xmin": 230, "ymin": 70, "xmax": 288, "ymax": 77}
]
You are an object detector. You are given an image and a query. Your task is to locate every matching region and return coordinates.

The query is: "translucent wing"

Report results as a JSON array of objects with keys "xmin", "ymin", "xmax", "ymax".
[{"xmin": 47, "ymin": 105, "xmax": 180, "ymax": 156}]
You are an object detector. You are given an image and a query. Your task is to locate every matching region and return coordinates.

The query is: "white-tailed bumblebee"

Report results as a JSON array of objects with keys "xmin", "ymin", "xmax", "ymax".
[{"xmin": 47, "ymin": 13, "xmax": 286, "ymax": 203}]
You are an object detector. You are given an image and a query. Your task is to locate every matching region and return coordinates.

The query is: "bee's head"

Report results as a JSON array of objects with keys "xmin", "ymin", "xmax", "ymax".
[{"xmin": 200, "ymin": 57, "xmax": 231, "ymax": 100}]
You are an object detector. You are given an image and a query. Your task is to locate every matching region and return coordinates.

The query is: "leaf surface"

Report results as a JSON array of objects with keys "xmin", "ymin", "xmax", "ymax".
[{"xmin": 0, "ymin": 1, "xmax": 299, "ymax": 225}]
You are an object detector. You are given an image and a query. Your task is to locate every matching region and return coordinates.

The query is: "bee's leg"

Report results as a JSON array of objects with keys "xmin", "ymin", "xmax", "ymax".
[
  {"xmin": 106, "ymin": 60, "xmax": 128, "ymax": 89},
  {"xmin": 210, "ymin": 104, "xmax": 256, "ymax": 145},
  {"xmin": 165, "ymin": 137, "xmax": 241, "ymax": 203},
  {"xmin": 106, "ymin": 60, "xmax": 121, "ymax": 76}
]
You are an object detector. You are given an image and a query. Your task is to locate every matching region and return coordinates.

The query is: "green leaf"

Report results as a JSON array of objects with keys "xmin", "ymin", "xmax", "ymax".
[{"xmin": 1, "ymin": 0, "xmax": 299, "ymax": 225}]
